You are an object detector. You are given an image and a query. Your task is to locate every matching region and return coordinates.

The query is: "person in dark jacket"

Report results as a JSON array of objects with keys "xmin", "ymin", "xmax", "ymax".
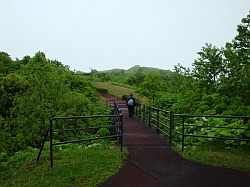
[{"xmin": 127, "ymin": 94, "xmax": 136, "ymax": 118}]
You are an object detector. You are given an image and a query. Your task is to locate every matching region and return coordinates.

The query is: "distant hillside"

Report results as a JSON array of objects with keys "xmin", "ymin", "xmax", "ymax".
[
  {"xmin": 101, "ymin": 68, "xmax": 125, "ymax": 73},
  {"xmin": 100, "ymin": 65, "xmax": 172, "ymax": 74}
]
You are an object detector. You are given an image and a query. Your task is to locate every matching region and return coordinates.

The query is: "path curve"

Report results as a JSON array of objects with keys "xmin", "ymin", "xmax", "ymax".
[{"xmin": 100, "ymin": 94, "xmax": 250, "ymax": 187}]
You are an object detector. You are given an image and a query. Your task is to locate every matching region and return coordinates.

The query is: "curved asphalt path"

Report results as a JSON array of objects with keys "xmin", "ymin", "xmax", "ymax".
[{"xmin": 100, "ymin": 94, "xmax": 250, "ymax": 187}]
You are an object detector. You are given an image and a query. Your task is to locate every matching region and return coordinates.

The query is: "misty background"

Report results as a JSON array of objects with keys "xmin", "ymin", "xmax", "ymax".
[{"xmin": 1, "ymin": 0, "xmax": 250, "ymax": 72}]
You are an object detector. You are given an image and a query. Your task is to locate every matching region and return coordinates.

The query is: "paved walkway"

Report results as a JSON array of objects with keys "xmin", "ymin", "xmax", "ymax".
[{"xmin": 100, "ymin": 94, "xmax": 250, "ymax": 187}]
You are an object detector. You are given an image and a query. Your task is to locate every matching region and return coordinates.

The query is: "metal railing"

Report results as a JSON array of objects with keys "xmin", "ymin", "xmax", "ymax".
[
  {"xmin": 135, "ymin": 104, "xmax": 250, "ymax": 151},
  {"xmin": 173, "ymin": 114, "xmax": 250, "ymax": 151},
  {"xmin": 135, "ymin": 104, "xmax": 172, "ymax": 144},
  {"xmin": 37, "ymin": 102, "xmax": 123, "ymax": 168}
]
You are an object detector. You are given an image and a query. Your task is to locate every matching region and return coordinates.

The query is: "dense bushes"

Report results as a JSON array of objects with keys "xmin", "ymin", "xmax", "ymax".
[{"xmin": 0, "ymin": 52, "xmax": 110, "ymax": 155}]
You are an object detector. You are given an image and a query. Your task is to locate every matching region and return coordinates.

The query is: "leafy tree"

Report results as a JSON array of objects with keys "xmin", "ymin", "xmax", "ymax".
[
  {"xmin": 127, "ymin": 67, "xmax": 145, "ymax": 86},
  {"xmin": 192, "ymin": 43, "xmax": 223, "ymax": 93},
  {"xmin": 0, "ymin": 51, "xmax": 108, "ymax": 154},
  {"xmin": 137, "ymin": 72, "xmax": 165, "ymax": 103},
  {"xmin": 220, "ymin": 12, "xmax": 250, "ymax": 105},
  {"xmin": 0, "ymin": 74, "xmax": 28, "ymax": 126},
  {"xmin": 0, "ymin": 52, "xmax": 11, "ymax": 76},
  {"xmin": 171, "ymin": 63, "xmax": 193, "ymax": 94}
]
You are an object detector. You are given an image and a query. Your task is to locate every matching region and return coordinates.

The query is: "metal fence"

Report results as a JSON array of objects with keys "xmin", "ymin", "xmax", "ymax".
[
  {"xmin": 37, "ymin": 102, "xmax": 123, "ymax": 168},
  {"xmin": 135, "ymin": 104, "xmax": 250, "ymax": 151},
  {"xmin": 135, "ymin": 104, "xmax": 173, "ymax": 144},
  {"xmin": 173, "ymin": 114, "xmax": 250, "ymax": 151}
]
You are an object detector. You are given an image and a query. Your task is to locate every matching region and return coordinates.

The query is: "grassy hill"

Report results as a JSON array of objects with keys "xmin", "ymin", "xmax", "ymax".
[
  {"xmin": 100, "ymin": 65, "xmax": 172, "ymax": 75},
  {"xmin": 87, "ymin": 65, "xmax": 173, "ymax": 89},
  {"xmin": 91, "ymin": 82, "xmax": 146, "ymax": 103}
]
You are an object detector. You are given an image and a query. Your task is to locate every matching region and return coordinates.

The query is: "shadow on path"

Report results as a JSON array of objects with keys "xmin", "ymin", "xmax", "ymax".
[{"xmin": 100, "ymin": 95, "xmax": 250, "ymax": 187}]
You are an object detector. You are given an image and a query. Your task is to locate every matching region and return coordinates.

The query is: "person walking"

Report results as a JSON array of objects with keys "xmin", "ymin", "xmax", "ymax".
[{"xmin": 127, "ymin": 94, "xmax": 136, "ymax": 118}]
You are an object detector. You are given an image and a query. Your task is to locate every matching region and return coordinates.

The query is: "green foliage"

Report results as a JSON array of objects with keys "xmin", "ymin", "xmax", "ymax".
[
  {"xmin": 96, "ymin": 128, "xmax": 110, "ymax": 137},
  {"xmin": 0, "ymin": 143, "xmax": 128, "ymax": 187},
  {"xmin": 0, "ymin": 147, "xmax": 38, "ymax": 172},
  {"xmin": 171, "ymin": 90, "xmax": 201, "ymax": 114},
  {"xmin": 171, "ymin": 116, "xmax": 249, "ymax": 147},
  {"xmin": 126, "ymin": 66, "xmax": 146, "ymax": 86},
  {"xmin": 95, "ymin": 87, "xmax": 109, "ymax": 94},
  {"xmin": 91, "ymin": 82, "xmax": 141, "ymax": 101},
  {"xmin": 0, "ymin": 52, "xmax": 12, "ymax": 76},
  {"xmin": 0, "ymin": 51, "xmax": 110, "ymax": 155},
  {"xmin": 86, "ymin": 65, "xmax": 172, "ymax": 89},
  {"xmin": 0, "ymin": 152, "xmax": 8, "ymax": 171},
  {"xmin": 6, "ymin": 147, "xmax": 38, "ymax": 168},
  {"xmin": 137, "ymin": 72, "xmax": 166, "ymax": 104},
  {"xmin": 192, "ymin": 43, "xmax": 223, "ymax": 93},
  {"xmin": 0, "ymin": 74, "xmax": 28, "ymax": 122},
  {"xmin": 220, "ymin": 12, "xmax": 250, "ymax": 105}
]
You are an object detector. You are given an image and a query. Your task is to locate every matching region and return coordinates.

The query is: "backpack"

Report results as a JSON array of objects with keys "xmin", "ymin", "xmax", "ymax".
[{"xmin": 127, "ymin": 98, "xmax": 134, "ymax": 106}]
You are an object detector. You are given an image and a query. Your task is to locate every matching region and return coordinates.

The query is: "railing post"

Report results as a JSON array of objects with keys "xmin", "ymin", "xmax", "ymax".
[
  {"xmin": 243, "ymin": 117, "xmax": 249, "ymax": 125},
  {"xmin": 139, "ymin": 105, "xmax": 141, "ymax": 119},
  {"xmin": 36, "ymin": 129, "xmax": 50, "ymax": 161},
  {"xmin": 143, "ymin": 105, "xmax": 146, "ymax": 122},
  {"xmin": 137, "ymin": 105, "xmax": 139, "ymax": 118},
  {"xmin": 169, "ymin": 111, "xmax": 173, "ymax": 145},
  {"xmin": 157, "ymin": 109, "xmax": 160, "ymax": 134},
  {"xmin": 181, "ymin": 116, "xmax": 185, "ymax": 151},
  {"xmin": 50, "ymin": 118, "xmax": 53, "ymax": 169},
  {"xmin": 120, "ymin": 114, "xmax": 123, "ymax": 152},
  {"xmin": 148, "ymin": 106, "xmax": 151, "ymax": 127}
]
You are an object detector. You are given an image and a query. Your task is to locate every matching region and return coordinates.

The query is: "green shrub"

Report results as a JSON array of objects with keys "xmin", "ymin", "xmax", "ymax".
[{"xmin": 96, "ymin": 128, "xmax": 110, "ymax": 137}]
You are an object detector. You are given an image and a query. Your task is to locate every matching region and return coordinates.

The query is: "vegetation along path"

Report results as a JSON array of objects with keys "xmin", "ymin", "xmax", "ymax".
[{"xmin": 100, "ymin": 94, "xmax": 250, "ymax": 187}]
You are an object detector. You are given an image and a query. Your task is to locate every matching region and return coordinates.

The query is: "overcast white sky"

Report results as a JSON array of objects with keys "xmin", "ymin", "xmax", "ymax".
[{"xmin": 1, "ymin": 0, "xmax": 249, "ymax": 72}]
